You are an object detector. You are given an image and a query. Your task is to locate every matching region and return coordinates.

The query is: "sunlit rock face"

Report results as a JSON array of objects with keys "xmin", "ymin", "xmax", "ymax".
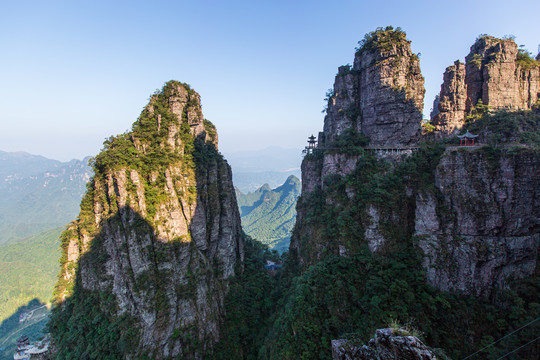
[
  {"xmin": 433, "ymin": 36, "xmax": 540, "ymax": 136},
  {"xmin": 323, "ymin": 28, "xmax": 425, "ymax": 147}
]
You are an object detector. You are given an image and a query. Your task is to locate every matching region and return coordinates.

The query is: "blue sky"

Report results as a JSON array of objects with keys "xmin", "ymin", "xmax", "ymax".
[{"xmin": 1, "ymin": 0, "xmax": 539, "ymax": 161}]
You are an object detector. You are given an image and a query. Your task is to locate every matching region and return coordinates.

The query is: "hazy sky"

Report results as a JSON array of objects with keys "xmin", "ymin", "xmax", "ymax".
[{"xmin": 1, "ymin": 0, "xmax": 539, "ymax": 161}]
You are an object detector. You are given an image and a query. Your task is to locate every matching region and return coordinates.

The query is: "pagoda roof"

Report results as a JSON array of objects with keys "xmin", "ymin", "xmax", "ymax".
[{"xmin": 457, "ymin": 131, "xmax": 478, "ymax": 139}]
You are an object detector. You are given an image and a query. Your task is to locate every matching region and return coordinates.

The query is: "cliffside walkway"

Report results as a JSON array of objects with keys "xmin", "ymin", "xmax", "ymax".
[
  {"xmin": 304, "ymin": 142, "xmax": 535, "ymax": 159},
  {"xmin": 304, "ymin": 145, "xmax": 420, "ymax": 156}
]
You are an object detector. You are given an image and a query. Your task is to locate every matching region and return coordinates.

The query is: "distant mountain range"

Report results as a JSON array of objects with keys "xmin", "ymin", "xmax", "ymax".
[
  {"xmin": 236, "ymin": 175, "xmax": 300, "ymax": 252},
  {"xmin": 0, "ymin": 151, "xmax": 92, "ymax": 245},
  {"xmin": 223, "ymin": 147, "xmax": 302, "ymax": 193},
  {"xmin": 0, "ymin": 151, "xmax": 92, "ymax": 358},
  {"xmin": 0, "ymin": 150, "xmax": 91, "ymax": 321}
]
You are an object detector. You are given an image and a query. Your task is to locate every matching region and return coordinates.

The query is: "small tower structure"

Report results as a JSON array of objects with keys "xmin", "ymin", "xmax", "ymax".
[
  {"xmin": 457, "ymin": 131, "xmax": 478, "ymax": 146},
  {"xmin": 305, "ymin": 134, "xmax": 317, "ymax": 154}
]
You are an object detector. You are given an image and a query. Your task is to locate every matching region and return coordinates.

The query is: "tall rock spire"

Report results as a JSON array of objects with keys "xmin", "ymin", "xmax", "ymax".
[
  {"xmin": 432, "ymin": 36, "xmax": 540, "ymax": 136},
  {"xmin": 49, "ymin": 81, "xmax": 243, "ymax": 359},
  {"xmin": 322, "ymin": 26, "xmax": 425, "ymax": 147}
]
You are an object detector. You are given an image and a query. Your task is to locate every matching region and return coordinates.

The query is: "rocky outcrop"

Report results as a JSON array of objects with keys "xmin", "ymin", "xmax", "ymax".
[
  {"xmin": 431, "ymin": 61, "xmax": 467, "ymax": 135},
  {"xmin": 416, "ymin": 147, "xmax": 539, "ymax": 297},
  {"xmin": 433, "ymin": 36, "xmax": 540, "ymax": 136},
  {"xmin": 323, "ymin": 27, "xmax": 424, "ymax": 147},
  {"xmin": 332, "ymin": 328, "xmax": 438, "ymax": 360},
  {"xmin": 50, "ymin": 81, "xmax": 243, "ymax": 359}
]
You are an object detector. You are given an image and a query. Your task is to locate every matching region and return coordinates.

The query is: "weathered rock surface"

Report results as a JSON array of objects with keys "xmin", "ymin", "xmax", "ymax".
[
  {"xmin": 431, "ymin": 61, "xmax": 467, "ymax": 135},
  {"xmin": 323, "ymin": 28, "xmax": 424, "ymax": 147},
  {"xmin": 433, "ymin": 36, "xmax": 540, "ymax": 136},
  {"xmin": 52, "ymin": 81, "xmax": 243, "ymax": 359},
  {"xmin": 416, "ymin": 147, "xmax": 539, "ymax": 297},
  {"xmin": 332, "ymin": 328, "xmax": 438, "ymax": 360}
]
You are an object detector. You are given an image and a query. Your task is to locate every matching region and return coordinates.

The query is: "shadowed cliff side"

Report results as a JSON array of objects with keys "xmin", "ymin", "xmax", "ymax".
[{"xmin": 48, "ymin": 81, "xmax": 243, "ymax": 359}]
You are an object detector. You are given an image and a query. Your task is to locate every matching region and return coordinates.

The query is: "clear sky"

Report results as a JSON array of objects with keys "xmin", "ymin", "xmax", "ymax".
[{"xmin": 1, "ymin": 0, "xmax": 539, "ymax": 161}]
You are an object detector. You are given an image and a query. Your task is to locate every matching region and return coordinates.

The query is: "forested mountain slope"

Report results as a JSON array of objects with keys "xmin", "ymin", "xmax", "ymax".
[
  {"xmin": 236, "ymin": 175, "xmax": 300, "ymax": 252},
  {"xmin": 0, "ymin": 151, "xmax": 90, "ymax": 245}
]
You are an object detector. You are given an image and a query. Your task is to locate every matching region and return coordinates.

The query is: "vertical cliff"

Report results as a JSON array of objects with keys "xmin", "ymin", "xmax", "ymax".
[
  {"xmin": 292, "ymin": 29, "xmax": 539, "ymax": 295},
  {"xmin": 416, "ymin": 147, "xmax": 539, "ymax": 297},
  {"xmin": 433, "ymin": 36, "xmax": 540, "ymax": 136},
  {"xmin": 292, "ymin": 27, "xmax": 425, "ymax": 264},
  {"xmin": 322, "ymin": 27, "xmax": 424, "ymax": 147},
  {"xmin": 49, "ymin": 81, "xmax": 243, "ymax": 359}
]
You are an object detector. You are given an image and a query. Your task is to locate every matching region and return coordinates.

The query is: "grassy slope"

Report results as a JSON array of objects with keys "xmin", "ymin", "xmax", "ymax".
[
  {"xmin": 0, "ymin": 228, "xmax": 60, "ymax": 360},
  {"xmin": 0, "ymin": 228, "xmax": 60, "ymax": 323}
]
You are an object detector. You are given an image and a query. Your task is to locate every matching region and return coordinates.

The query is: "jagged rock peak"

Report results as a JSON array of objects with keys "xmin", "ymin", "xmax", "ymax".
[
  {"xmin": 323, "ymin": 26, "xmax": 425, "ymax": 147},
  {"xmin": 432, "ymin": 35, "xmax": 540, "ymax": 136},
  {"xmin": 132, "ymin": 80, "xmax": 217, "ymax": 153},
  {"xmin": 49, "ymin": 81, "xmax": 243, "ymax": 359}
]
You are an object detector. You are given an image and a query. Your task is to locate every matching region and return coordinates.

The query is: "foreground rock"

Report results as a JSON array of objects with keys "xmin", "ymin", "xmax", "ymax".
[{"xmin": 332, "ymin": 328, "xmax": 438, "ymax": 360}]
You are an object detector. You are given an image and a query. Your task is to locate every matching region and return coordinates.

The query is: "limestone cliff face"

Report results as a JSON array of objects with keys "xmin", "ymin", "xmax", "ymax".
[
  {"xmin": 51, "ymin": 81, "xmax": 243, "ymax": 359},
  {"xmin": 294, "ymin": 146, "xmax": 539, "ymax": 297},
  {"xmin": 292, "ymin": 29, "xmax": 539, "ymax": 299},
  {"xmin": 416, "ymin": 147, "xmax": 539, "ymax": 297},
  {"xmin": 323, "ymin": 28, "xmax": 424, "ymax": 147},
  {"xmin": 433, "ymin": 36, "xmax": 540, "ymax": 136}
]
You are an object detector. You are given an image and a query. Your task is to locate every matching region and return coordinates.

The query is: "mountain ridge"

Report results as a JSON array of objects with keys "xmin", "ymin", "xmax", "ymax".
[{"xmin": 236, "ymin": 175, "xmax": 300, "ymax": 252}]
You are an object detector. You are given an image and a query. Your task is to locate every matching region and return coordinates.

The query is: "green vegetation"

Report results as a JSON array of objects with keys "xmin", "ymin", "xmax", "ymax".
[
  {"xmin": 0, "ymin": 154, "xmax": 89, "ymax": 246},
  {"xmin": 258, "ymin": 249, "xmax": 539, "ymax": 359},
  {"xmin": 0, "ymin": 299, "xmax": 50, "ymax": 360},
  {"xmin": 236, "ymin": 176, "xmax": 300, "ymax": 253},
  {"xmin": 327, "ymin": 128, "xmax": 369, "ymax": 154},
  {"xmin": 470, "ymin": 53, "xmax": 483, "ymax": 68},
  {"xmin": 421, "ymin": 121, "xmax": 436, "ymax": 134},
  {"xmin": 217, "ymin": 120, "xmax": 539, "ymax": 359},
  {"xmin": 48, "ymin": 80, "xmax": 230, "ymax": 359},
  {"xmin": 211, "ymin": 237, "xmax": 284, "ymax": 359},
  {"xmin": 516, "ymin": 48, "xmax": 540, "ymax": 70},
  {"xmin": 295, "ymin": 145, "xmax": 446, "ymax": 263},
  {"xmin": 465, "ymin": 108, "xmax": 540, "ymax": 145},
  {"xmin": 355, "ymin": 26, "xmax": 408, "ymax": 55},
  {"xmin": 465, "ymin": 98, "xmax": 490, "ymax": 124},
  {"xmin": 0, "ymin": 228, "xmax": 60, "ymax": 324},
  {"xmin": 48, "ymin": 288, "xmax": 140, "ymax": 359},
  {"xmin": 93, "ymin": 80, "xmax": 202, "ymax": 175}
]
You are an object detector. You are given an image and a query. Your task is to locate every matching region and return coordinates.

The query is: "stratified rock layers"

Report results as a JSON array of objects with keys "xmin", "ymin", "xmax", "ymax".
[{"xmin": 292, "ymin": 30, "xmax": 539, "ymax": 298}]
